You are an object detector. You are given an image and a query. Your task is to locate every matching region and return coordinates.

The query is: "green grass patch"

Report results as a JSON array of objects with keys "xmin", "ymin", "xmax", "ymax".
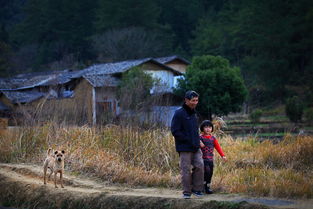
[
  {"xmin": 260, "ymin": 115, "xmax": 289, "ymax": 122},
  {"xmin": 254, "ymin": 132, "xmax": 287, "ymax": 137}
]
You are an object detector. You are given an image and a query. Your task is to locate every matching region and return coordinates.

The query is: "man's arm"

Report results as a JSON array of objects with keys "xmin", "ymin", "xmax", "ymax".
[{"xmin": 171, "ymin": 112, "xmax": 188, "ymax": 142}]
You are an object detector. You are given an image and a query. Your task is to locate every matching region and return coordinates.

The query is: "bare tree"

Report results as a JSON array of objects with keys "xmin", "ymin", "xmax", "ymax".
[{"xmin": 92, "ymin": 27, "xmax": 170, "ymax": 62}]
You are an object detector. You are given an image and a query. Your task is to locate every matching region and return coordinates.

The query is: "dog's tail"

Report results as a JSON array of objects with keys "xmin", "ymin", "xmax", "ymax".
[{"xmin": 47, "ymin": 148, "xmax": 53, "ymax": 156}]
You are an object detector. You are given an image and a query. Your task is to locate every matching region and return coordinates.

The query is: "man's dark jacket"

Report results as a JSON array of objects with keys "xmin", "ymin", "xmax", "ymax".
[{"xmin": 171, "ymin": 103, "xmax": 200, "ymax": 152}]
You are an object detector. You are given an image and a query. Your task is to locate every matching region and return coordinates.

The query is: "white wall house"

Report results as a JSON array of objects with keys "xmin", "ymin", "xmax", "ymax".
[
  {"xmin": 146, "ymin": 70, "xmax": 176, "ymax": 94},
  {"xmin": 0, "ymin": 56, "xmax": 189, "ymax": 126}
]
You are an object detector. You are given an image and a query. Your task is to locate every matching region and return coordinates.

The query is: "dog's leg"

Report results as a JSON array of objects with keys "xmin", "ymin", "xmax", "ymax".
[
  {"xmin": 60, "ymin": 172, "xmax": 64, "ymax": 188},
  {"xmin": 43, "ymin": 166, "xmax": 47, "ymax": 184},
  {"xmin": 54, "ymin": 172, "xmax": 58, "ymax": 188},
  {"xmin": 43, "ymin": 159, "xmax": 49, "ymax": 185},
  {"xmin": 48, "ymin": 168, "xmax": 53, "ymax": 180}
]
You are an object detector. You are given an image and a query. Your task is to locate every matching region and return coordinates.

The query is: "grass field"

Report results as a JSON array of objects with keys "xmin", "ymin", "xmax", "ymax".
[{"xmin": 0, "ymin": 123, "xmax": 312, "ymax": 198}]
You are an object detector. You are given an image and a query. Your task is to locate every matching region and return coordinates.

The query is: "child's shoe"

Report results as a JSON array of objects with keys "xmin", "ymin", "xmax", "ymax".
[{"xmin": 204, "ymin": 184, "xmax": 213, "ymax": 194}]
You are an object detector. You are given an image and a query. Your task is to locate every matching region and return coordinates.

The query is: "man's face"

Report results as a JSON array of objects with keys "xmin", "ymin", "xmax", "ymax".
[{"xmin": 185, "ymin": 97, "xmax": 199, "ymax": 109}]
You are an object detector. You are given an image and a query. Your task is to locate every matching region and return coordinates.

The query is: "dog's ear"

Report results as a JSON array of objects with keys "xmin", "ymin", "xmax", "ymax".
[
  {"xmin": 61, "ymin": 150, "xmax": 65, "ymax": 154},
  {"xmin": 54, "ymin": 151, "xmax": 58, "ymax": 155}
]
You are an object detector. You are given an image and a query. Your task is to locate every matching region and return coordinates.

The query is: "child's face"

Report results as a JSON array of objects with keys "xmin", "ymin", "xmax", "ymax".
[{"xmin": 203, "ymin": 126, "xmax": 213, "ymax": 135}]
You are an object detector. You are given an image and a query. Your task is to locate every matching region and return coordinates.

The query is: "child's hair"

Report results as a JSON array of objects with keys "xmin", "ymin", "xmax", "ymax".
[{"xmin": 200, "ymin": 120, "xmax": 214, "ymax": 132}]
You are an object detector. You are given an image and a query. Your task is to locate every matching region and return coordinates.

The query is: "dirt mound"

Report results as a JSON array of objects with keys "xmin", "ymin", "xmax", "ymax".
[{"xmin": 0, "ymin": 163, "xmax": 305, "ymax": 209}]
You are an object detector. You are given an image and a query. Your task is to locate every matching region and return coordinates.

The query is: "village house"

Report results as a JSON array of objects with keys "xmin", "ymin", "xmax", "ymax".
[
  {"xmin": 0, "ymin": 56, "xmax": 189, "ymax": 126},
  {"xmin": 154, "ymin": 55, "xmax": 190, "ymax": 74}
]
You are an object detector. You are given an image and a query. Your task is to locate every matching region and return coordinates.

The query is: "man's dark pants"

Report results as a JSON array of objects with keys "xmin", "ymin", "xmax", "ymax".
[{"xmin": 179, "ymin": 149, "xmax": 204, "ymax": 195}]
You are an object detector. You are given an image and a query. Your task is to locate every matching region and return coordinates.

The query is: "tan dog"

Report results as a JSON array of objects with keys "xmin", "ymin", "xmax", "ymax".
[{"xmin": 43, "ymin": 148, "xmax": 65, "ymax": 188}]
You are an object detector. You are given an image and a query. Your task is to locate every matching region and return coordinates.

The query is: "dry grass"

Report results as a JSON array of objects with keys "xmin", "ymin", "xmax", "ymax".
[
  {"xmin": 214, "ymin": 135, "xmax": 313, "ymax": 198},
  {"xmin": 0, "ymin": 123, "xmax": 313, "ymax": 198},
  {"xmin": 0, "ymin": 123, "xmax": 179, "ymax": 188}
]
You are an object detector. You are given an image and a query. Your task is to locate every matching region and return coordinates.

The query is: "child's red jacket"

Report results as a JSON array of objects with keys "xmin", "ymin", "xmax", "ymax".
[{"xmin": 200, "ymin": 134, "xmax": 225, "ymax": 161}]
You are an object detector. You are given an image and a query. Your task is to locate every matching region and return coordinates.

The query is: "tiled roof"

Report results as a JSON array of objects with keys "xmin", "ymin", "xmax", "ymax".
[
  {"xmin": 0, "ymin": 70, "xmax": 83, "ymax": 90},
  {"xmin": 39, "ymin": 70, "xmax": 84, "ymax": 86},
  {"xmin": 1, "ymin": 90, "xmax": 45, "ymax": 104},
  {"xmin": 83, "ymin": 58, "xmax": 182, "ymax": 76},
  {"xmin": 155, "ymin": 55, "xmax": 190, "ymax": 65},
  {"xmin": 83, "ymin": 74, "xmax": 119, "ymax": 87},
  {"xmin": 0, "ymin": 75, "xmax": 53, "ymax": 90},
  {"xmin": 83, "ymin": 58, "xmax": 151, "ymax": 75},
  {"xmin": 0, "ymin": 56, "xmax": 184, "ymax": 91}
]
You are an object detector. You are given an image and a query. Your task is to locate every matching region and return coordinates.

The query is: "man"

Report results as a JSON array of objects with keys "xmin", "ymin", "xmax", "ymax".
[{"xmin": 171, "ymin": 90, "xmax": 204, "ymax": 199}]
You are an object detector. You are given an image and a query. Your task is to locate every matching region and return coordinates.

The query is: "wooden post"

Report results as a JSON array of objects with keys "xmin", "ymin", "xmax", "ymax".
[{"xmin": 92, "ymin": 87, "xmax": 96, "ymax": 126}]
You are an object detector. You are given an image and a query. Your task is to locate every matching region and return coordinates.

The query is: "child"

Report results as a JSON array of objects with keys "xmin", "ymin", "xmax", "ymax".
[{"xmin": 199, "ymin": 120, "xmax": 227, "ymax": 194}]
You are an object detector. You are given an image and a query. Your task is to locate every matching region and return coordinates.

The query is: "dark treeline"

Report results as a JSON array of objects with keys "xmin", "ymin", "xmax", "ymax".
[{"xmin": 0, "ymin": 0, "xmax": 312, "ymax": 106}]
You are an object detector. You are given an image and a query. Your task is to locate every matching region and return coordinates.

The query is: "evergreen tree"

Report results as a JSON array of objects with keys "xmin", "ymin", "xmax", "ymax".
[
  {"xmin": 12, "ymin": 0, "xmax": 47, "ymax": 44},
  {"xmin": 174, "ymin": 55, "xmax": 247, "ymax": 119},
  {"xmin": 190, "ymin": 0, "xmax": 313, "ymax": 104},
  {"xmin": 0, "ymin": 41, "xmax": 12, "ymax": 77},
  {"xmin": 156, "ymin": 0, "xmax": 205, "ymax": 54},
  {"xmin": 96, "ymin": 0, "xmax": 160, "ymax": 31},
  {"xmin": 13, "ymin": 0, "xmax": 96, "ymax": 66}
]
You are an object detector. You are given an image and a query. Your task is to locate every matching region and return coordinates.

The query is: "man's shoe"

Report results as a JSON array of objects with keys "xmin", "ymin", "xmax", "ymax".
[
  {"xmin": 182, "ymin": 193, "xmax": 191, "ymax": 199},
  {"xmin": 192, "ymin": 191, "xmax": 204, "ymax": 197}
]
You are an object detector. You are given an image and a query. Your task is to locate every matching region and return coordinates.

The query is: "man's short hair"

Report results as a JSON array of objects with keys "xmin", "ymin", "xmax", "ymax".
[{"xmin": 185, "ymin": 90, "xmax": 199, "ymax": 100}]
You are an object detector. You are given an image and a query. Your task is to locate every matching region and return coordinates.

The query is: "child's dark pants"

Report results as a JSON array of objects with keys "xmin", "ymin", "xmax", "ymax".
[{"xmin": 204, "ymin": 160, "xmax": 214, "ymax": 184}]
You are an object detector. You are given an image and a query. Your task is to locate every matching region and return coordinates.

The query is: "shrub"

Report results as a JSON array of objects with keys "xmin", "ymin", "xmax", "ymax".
[
  {"xmin": 304, "ymin": 107, "xmax": 313, "ymax": 125},
  {"xmin": 285, "ymin": 96, "xmax": 303, "ymax": 123},
  {"xmin": 249, "ymin": 109, "xmax": 263, "ymax": 123}
]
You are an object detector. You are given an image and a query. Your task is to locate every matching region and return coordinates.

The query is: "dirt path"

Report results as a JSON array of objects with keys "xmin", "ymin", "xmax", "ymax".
[{"xmin": 0, "ymin": 163, "xmax": 312, "ymax": 209}]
